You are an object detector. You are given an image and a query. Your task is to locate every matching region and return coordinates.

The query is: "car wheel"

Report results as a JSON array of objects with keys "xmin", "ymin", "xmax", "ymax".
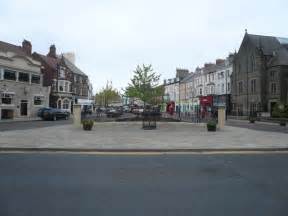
[{"xmin": 53, "ymin": 115, "xmax": 57, "ymax": 121}]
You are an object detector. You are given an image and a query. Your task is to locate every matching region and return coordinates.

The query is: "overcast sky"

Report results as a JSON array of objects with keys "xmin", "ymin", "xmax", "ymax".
[{"xmin": 0, "ymin": 0, "xmax": 287, "ymax": 93}]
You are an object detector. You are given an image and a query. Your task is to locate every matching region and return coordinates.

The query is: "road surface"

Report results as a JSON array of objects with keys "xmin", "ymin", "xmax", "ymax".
[{"xmin": 0, "ymin": 153, "xmax": 287, "ymax": 216}]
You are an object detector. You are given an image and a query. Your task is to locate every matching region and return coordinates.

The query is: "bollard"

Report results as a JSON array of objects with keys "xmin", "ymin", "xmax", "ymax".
[
  {"xmin": 73, "ymin": 104, "xmax": 82, "ymax": 127},
  {"xmin": 218, "ymin": 106, "xmax": 226, "ymax": 130}
]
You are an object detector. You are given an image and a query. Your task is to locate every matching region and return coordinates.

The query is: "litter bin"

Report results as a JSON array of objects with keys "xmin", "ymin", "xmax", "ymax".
[{"xmin": 142, "ymin": 110, "xmax": 161, "ymax": 130}]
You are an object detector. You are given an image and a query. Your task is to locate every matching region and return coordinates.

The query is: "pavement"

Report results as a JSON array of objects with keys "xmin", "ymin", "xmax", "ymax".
[
  {"xmin": 226, "ymin": 119, "xmax": 288, "ymax": 133},
  {"xmin": 0, "ymin": 121, "xmax": 287, "ymax": 151},
  {"xmin": 0, "ymin": 153, "xmax": 288, "ymax": 216},
  {"xmin": 0, "ymin": 119, "xmax": 72, "ymax": 132}
]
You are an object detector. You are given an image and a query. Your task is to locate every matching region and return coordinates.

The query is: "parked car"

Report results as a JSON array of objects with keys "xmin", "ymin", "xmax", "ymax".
[
  {"xmin": 37, "ymin": 107, "xmax": 51, "ymax": 118},
  {"xmin": 123, "ymin": 106, "xmax": 130, "ymax": 113},
  {"xmin": 38, "ymin": 107, "xmax": 70, "ymax": 121},
  {"xmin": 82, "ymin": 105, "xmax": 92, "ymax": 115},
  {"xmin": 132, "ymin": 107, "xmax": 144, "ymax": 115},
  {"xmin": 106, "ymin": 108, "xmax": 122, "ymax": 118}
]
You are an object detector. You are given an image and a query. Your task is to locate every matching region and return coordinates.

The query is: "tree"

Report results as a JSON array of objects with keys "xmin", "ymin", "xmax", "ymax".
[
  {"xmin": 125, "ymin": 64, "xmax": 164, "ymax": 106},
  {"xmin": 95, "ymin": 81, "xmax": 121, "ymax": 107}
]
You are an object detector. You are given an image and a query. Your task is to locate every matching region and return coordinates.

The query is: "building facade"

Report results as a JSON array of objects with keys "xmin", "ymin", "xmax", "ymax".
[
  {"xmin": 231, "ymin": 32, "xmax": 288, "ymax": 116},
  {"xmin": 0, "ymin": 40, "xmax": 50, "ymax": 120},
  {"xmin": 33, "ymin": 45, "xmax": 91, "ymax": 113},
  {"xmin": 163, "ymin": 54, "xmax": 233, "ymax": 115}
]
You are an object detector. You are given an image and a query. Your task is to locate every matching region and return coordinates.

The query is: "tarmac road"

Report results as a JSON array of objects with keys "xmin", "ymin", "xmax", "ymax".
[{"xmin": 0, "ymin": 153, "xmax": 287, "ymax": 216}]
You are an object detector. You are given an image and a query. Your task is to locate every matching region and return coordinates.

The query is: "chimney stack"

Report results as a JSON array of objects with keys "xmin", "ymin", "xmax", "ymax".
[
  {"xmin": 22, "ymin": 40, "xmax": 32, "ymax": 55},
  {"xmin": 216, "ymin": 59, "xmax": 225, "ymax": 66},
  {"xmin": 47, "ymin": 44, "xmax": 57, "ymax": 58}
]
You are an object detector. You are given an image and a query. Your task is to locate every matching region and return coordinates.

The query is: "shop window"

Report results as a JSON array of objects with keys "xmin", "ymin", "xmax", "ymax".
[
  {"xmin": 4, "ymin": 69, "xmax": 16, "ymax": 81},
  {"xmin": 31, "ymin": 75, "xmax": 40, "ymax": 84}
]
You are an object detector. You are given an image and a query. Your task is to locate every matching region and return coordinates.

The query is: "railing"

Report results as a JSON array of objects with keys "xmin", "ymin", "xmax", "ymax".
[{"xmin": 162, "ymin": 112, "xmax": 216, "ymax": 123}]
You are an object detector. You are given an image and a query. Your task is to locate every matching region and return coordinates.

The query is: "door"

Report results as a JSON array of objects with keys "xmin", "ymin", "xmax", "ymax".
[{"xmin": 20, "ymin": 100, "xmax": 28, "ymax": 116}]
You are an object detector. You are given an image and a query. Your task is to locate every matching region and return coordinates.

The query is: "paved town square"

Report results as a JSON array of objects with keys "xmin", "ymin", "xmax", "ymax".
[
  {"xmin": 0, "ymin": 121, "xmax": 287, "ymax": 151},
  {"xmin": 1, "ymin": 1, "xmax": 288, "ymax": 215}
]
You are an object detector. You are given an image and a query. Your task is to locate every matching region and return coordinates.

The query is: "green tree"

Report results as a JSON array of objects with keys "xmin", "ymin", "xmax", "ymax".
[
  {"xmin": 125, "ymin": 64, "xmax": 163, "ymax": 106},
  {"xmin": 95, "ymin": 81, "xmax": 121, "ymax": 107}
]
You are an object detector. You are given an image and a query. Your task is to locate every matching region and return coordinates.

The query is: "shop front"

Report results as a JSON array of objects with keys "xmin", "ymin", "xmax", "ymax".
[{"xmin": 199, "ymin": 95, "xmax": 214, "ymax": 118}]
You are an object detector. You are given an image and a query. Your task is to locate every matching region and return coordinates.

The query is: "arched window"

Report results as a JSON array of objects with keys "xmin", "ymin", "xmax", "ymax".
[
  {"xmin": 63, "ymin": 99, "xmax": 70, "ymax": 110},
  {"xmin": 57, "ymin": 99, "xmax": 62, "ymax": 109}
]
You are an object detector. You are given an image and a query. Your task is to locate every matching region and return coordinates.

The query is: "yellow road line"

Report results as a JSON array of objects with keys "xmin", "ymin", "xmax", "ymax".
[{"xmin": 1, "ymin": 150, "xmax": 288, "ymax": 155}]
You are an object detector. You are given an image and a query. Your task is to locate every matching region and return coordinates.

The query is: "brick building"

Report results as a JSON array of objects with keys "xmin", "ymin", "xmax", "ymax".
[{"xmin": 33, "ymin": 45, "xmax": 90, "ymax": 113}]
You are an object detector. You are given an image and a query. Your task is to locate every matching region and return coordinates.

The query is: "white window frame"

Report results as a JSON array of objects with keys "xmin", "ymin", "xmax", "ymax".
[
  {"xmin": 59, "ymin": 67, "xmax": 65, "ymax": 78},
  {"xmin": 1, "ymin": 92, "xmax": 15, "ymax": 105},
  {"xmin": 33, "ymin": 95, "xmax": 44, "ymax": 106},
  {"xmin": 58, "ymin": 80, "xmax": 64, "ymax": 92}
]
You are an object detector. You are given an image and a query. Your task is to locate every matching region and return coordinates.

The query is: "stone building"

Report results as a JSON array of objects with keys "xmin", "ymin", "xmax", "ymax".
[
  {"xmin": 0, "ymin": 40, "xmax": 50, "ymax": 120},
  {"xmin": 231, "ymin": 32, "xmax": 288, "ymax": 116},
  {"xmin": 33, "ymin": 45, "xmax": 90, "ymax": 113}
]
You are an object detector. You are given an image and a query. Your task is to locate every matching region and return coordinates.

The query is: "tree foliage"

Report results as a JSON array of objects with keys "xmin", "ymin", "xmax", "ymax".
[
  {"xmin": 125, "ymin": 64, "xmax": 164, "ymax": 105},
  {"xmin": 272, "ymin": 103, "xmax": 288, "ymax": 118},
  {"xmin": 95, "ymin": 81, "xmax": 121, "ymax": 107}
]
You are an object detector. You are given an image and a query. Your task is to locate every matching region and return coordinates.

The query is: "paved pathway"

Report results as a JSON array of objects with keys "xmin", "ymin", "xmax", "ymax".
[
  {"xmin": 0, "ymin": 122, "xmax": 287, "ymax": 150},
  {"xmin": 0, "ymin": 119, "xmax": 72, "ymax": 131}
]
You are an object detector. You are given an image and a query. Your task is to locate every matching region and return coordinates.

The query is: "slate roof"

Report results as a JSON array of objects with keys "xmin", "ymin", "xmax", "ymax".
[
  {"xmin": 62, "ymin": 56, "xmax": 87, "ymax": 76},
  {"xmin": 269, "ymin": 46, "xmax": 288, "ymax": 66},
  {"xmin": 34, "ymin": 53, "xmax": 87, "ymax": 76},
  {"xmin": 246, "ymin": 33, "xmax": 288, "ymax": 55},
  {"xmin": 34, "ymin": 53, "xmax": 59, "ymax": 70},
  {"xmin": 181, "ymin": 73, "xmax": 194, "ymax": 83},
  {"xmin": 0, "ymin": 41, "xmax": 29, "ymax": 56}
]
